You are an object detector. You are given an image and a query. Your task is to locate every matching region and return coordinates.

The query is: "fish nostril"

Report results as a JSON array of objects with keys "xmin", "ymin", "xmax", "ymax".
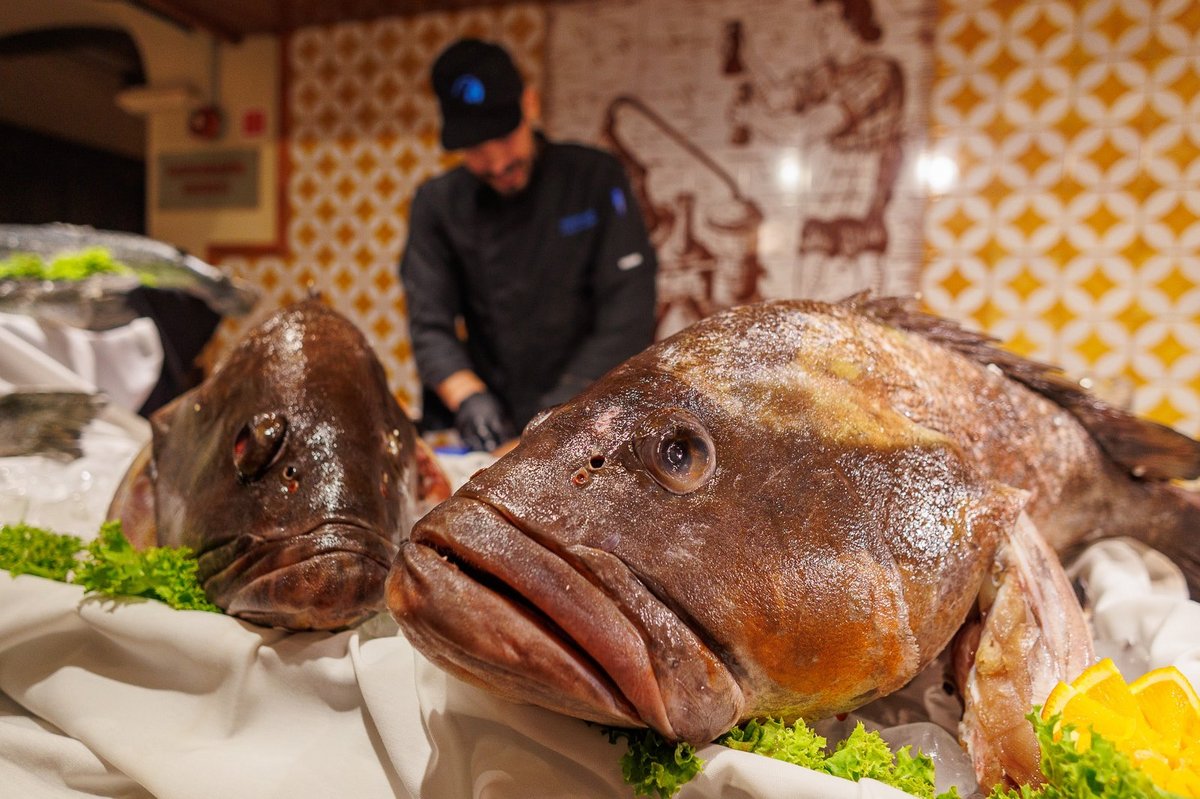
[
  {"xmin": 571, "ymin": 467, "xmax": 591, "ymax": 486},
  {"xmin": 284, "ymin": 465, "xmax": 298, "ymax": 479},
  {"xmin": 588, "ymin": 452, "xmax": 606, "ymax": 470}
]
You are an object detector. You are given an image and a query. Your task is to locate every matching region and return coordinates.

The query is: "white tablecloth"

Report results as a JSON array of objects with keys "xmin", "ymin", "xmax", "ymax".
[
  {"xmin": 1, "ymin": 407, "xmax": 1197, "ymax": 798},
  {"xmin": 0, "ymin": 311, "xmax": 162, "ymax": 413},
  {"xmin": 0, "ymin": 575, "xmax": 927, "ymax": 799}
]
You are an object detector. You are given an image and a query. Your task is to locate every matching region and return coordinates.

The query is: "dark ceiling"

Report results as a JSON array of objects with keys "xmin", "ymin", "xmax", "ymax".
[{"xmin": 126, "ymin": 0, "xmax": 556, "ymax": 42}]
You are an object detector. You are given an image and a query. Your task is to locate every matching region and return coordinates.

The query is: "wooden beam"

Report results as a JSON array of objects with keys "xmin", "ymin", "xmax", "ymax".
[{"xmin": 126, "ymin": 0, "xmax": 249, "ymax": 43}]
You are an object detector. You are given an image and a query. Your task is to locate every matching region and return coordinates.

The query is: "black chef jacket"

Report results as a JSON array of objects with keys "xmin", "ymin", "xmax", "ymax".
[{"xmin": 400, "ymin": 135, "xmax": 658, "ymax": 431}]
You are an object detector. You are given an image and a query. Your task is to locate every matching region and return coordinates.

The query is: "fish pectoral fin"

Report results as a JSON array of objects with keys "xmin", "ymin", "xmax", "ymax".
[
  {"xmin": 853, "ymin": 294, "xmax": 1200, "ymax": 481},
  {"xmin": 414, "ymin": 436, "xmax": 452, "ymax": 511},
  {"xmin": 956, "ymin": 512, "xmax": 1094, "ymax": 792},
  {"xmin": 106, "ymin": 442, "xmax": 159, "ymax": 549}
]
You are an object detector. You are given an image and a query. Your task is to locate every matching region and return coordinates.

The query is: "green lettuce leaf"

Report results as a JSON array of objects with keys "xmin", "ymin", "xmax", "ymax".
[
  {"xmin": 605, "ymin": 728, "xmax": 705, "ymax": 799},
  {"xmin": 0, "ymin": 522, "xmax": 82, "ymax": 580},
  {"xmin": 0, "ymin": 253, "xmax": 48, "ymax": 279},
  {"xmin": 989, "ymin": 711, "xmax": 1171, "ymax": 799},
  {"xmin": 607, "ymin": 717, "xmax": 960, "ymax": 799},
  {"xmin": 0, "ymin": 247, "xmax": 132, "ymax": 281},
  {"xmin": 0, "ymin": 520, "xmax": 219, "ymax": 613},
  {"xmin": 718, "ymin": 716, "xmax": 826, "ymax": 769}
]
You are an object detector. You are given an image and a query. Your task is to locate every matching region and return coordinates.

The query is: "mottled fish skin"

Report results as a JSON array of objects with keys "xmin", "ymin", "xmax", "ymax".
[
  {"xmin": 387, "ymin": 297, "xmax": 1200, "ymax": 773},
  {"xmin": 109, "ymin": 299, "xmax": 449, "ymax": 631}
]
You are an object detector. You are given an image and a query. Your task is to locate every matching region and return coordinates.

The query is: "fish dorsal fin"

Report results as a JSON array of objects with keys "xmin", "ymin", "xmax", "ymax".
[{"xmin": 845, "ymin": 293, "xmax": 1200, "ymax": 481}]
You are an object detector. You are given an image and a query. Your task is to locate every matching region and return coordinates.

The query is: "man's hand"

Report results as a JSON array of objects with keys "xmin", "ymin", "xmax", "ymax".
[{"xmin": 455, "ymin": 392, "xmax": 516, "ymax": 452}]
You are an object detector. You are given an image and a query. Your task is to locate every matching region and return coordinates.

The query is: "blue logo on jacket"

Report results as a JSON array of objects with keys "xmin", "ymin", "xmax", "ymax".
[
  {"xmin": 610, "ymin": 187, "xmax": 627, "ymax": 216},
  {"xmin": 559, "ymin": 208, "xmax": 598, "ymax": 236}
]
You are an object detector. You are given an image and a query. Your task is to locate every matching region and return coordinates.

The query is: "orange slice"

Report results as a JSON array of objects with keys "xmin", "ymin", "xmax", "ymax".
[
  {"xmin": 1058, "ymin": 691, "xmax": 1145, "ymax": 748},
  {"xmin": 1131, "ymin": 748, "xmax": 1174, "ymax": 786},
  {"xmin": 1129, "ymin": 665, "xmax": 1200, "ymax": 742},
  {"xmin": 1073, "ymin": 659, "xmax": 1144, "ymax": 722},
  {"xmin": 1040, "ymin": 680, "xmax": 1077, "ymax": 722},
  {"xmin": 1037, "ymin": 660, "xmax": 1200, "ymax": 797},
  {"xmin": 1166, "ymin": 767, "xmax": 1200, "ymax": 797},
  {"xmin": 1040, "ymin": 658, "xmax": 1149, "ymax": 739}
]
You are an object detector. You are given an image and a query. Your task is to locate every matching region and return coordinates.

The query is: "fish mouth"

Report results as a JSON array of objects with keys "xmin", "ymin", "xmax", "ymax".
[
  {"xmin": 199, "ymin": 522, "xmax": 398, "ymax": 631},
  {"xmin": 386, "ymin": 497, "xmax": 745, "ymax": 743}
]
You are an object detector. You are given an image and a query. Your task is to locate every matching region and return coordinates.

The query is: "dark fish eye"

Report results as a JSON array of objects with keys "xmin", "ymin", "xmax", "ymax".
[
  {"xmin": 634, "ymin": 409, "xmax": 715, "ymax": 494},
  {"xmin": 233, "ymin": 412, "xmax": 287, "ymax": 483}
]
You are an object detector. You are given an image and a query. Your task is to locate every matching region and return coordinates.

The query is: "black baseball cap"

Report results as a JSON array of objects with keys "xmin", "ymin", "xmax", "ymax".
[{"xmin": 432, "ymin": 39, "xmax": 524, "ymax": 151}]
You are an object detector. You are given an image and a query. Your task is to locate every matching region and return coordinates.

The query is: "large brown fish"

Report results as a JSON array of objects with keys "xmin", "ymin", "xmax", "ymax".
[
  {"xmin": 386, "ymin": 296, "xmax": 1200, "ymax": 790},
  {"xmin": 110, "ymin": 298, "xmax": 449, "ymax": 631}
]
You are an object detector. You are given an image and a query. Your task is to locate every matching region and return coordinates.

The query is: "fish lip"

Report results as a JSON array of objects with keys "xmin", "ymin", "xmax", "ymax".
[
  {"xmin": 198, "ymin": 520, "xmax": 399, "ymax": 629},
  {"xmin": 392, "ymin": 500, "xmax": 661, "ymax": 731},
  {"xmin": 390, "ymin": 496, "xmax": 745, "ymax": 742},
  {"xmin": 196, "ymin": 518, "xmax": 397, "ymax": 574}
]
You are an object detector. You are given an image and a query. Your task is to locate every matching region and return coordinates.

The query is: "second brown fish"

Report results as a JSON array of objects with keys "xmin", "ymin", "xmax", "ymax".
[{"xmin": 110, "ymin": 298, "xmax": 449, "ymax": 631}]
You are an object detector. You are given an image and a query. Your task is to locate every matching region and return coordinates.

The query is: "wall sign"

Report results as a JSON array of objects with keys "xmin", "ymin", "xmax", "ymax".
[{"xmin": 157, "ymin": 148, "xmax": 259, "ymax": 210}]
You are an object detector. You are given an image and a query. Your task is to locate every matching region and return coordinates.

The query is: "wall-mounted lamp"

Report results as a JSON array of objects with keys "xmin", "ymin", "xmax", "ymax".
[{"xmin": 115, "ymin": 83, "xmax": 200, "ymax": 114}]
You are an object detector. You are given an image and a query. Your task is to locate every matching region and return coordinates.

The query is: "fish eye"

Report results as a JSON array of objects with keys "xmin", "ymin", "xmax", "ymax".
[
  {"xmin": 233, "ymin": 412, "xmax": 288, "ymax": 483},
  {"xmin": 633, "ymin": 409, "xmax": 715, "ymax": 494}
]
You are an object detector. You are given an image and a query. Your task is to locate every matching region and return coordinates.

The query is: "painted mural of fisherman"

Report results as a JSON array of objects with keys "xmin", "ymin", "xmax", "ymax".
[
  {"xmin": 604, "ymin": 96, "xmax": 766, "ymax": 339},
  {"xmin": 725, "ymin": 0, "xmax": 906, "ymax": 298}
]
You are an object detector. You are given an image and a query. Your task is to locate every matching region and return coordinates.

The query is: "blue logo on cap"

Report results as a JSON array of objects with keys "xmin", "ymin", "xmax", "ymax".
[{"xmin": 451, "ymin": 75, "xmax": 486, "ymax": 105}]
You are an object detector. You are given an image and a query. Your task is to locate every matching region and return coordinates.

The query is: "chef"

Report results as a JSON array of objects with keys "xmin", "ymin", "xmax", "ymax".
[{"xmin": 400, "ymin": 38, "xmax": 658, "ymax": 453}]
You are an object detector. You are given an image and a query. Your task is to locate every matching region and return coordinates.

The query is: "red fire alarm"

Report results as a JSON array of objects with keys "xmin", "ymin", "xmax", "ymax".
[
  {"xmin": 188, "ymin": 104, "xmax": 224, "ymax": 140},
  {"xmin": 242, "ymin": 108, "xmax": 266, "ymax": 137}
]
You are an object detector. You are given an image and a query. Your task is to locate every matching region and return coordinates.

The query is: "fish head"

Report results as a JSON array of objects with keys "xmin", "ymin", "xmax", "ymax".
[
  {"xmin": 143, "ymin": 299, "xmax": 432, "ymax": 631},
  {"xmin": 388, "ymin": 302, "xmax": 1024, "ymax": 742}
]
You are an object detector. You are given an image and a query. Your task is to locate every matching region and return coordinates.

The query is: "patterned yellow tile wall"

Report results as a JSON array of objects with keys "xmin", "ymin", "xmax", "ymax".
[
  {"xmin": 213, "ymin": 7, "xmax": 544, "ymax": 414},
  {"xmin": 211, "ymin": 0, "xmax": 1200, "ymax": 438},
  {"xmin": 924, "ymin": 0, "xmax": 1200, "ymax": 435}
]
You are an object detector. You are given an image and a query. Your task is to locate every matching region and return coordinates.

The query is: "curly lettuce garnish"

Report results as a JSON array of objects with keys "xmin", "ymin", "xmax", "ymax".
[
  {"xmin": 0, "ymin": 522, "xmax": 82, "ymax": 581},
  {"xmin": 606, "ymin": 717, "xmax": 961, "ymax": 798},
  {"xmin": 989, "ymin": 711, "xmax": 1169, "ymax": 799},
  {"xmin": 605, "ymin": 728, "xmax": 705, "ymax": 799},
  {"xmin": 0, "ymin": 247, "xmax": 133, "ymax": 281},
  {"xmin": 0, "ymin": 253, "xmax": 47, "ymax": 279},
  {"xmin": 0, "ymin": 520, "xmax": 219, "ymax": 612}
]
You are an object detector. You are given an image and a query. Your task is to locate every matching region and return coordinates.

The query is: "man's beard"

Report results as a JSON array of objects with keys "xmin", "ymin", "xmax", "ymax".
[{"xmin": 482, "ymin": 157, "xmax": 534, "ymax": 195}]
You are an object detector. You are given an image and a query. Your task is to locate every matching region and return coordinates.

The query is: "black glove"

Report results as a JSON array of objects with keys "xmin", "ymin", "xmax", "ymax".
[{"xmin": 455, "ymin": 391, "xmax": 516, "ymax": 452}]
